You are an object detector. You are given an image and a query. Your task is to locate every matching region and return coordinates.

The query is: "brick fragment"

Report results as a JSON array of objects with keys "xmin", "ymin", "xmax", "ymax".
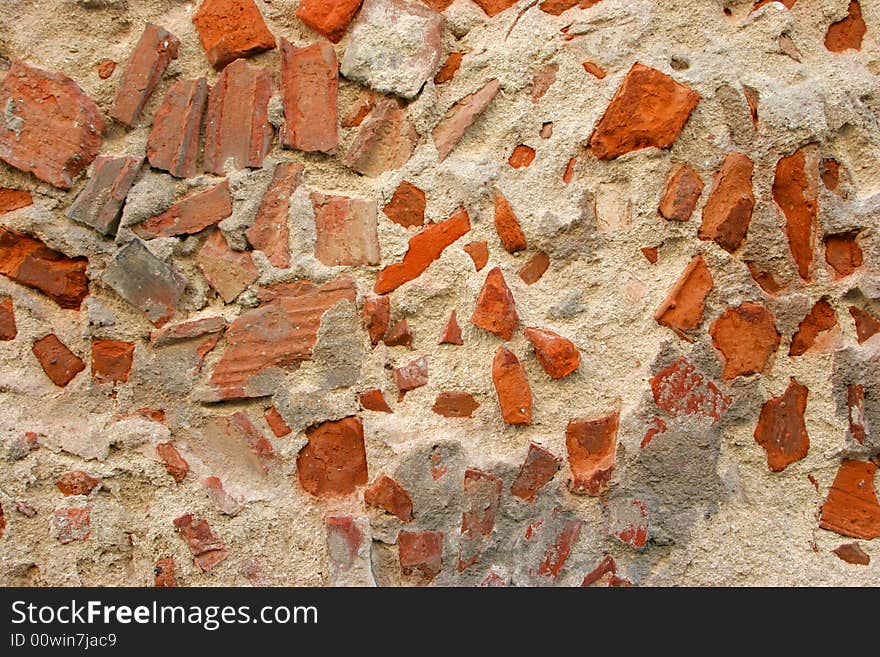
[
  {"xmin": 360, "ymin": 388, "xmax": 393, "ymax": 413},
  {"xmin": 531, "ymin": 64, "xmax": 558, "ymax": 103},
  {"xmin": 0, "ymin": 226, "xmax": 89, "ymax": 309},
  {"xmin": 0, "ymin": 296, "xmax": 15, "ymax": 340},
  {"xmin": 540, "ymin": 0, "xmax": 603, "ymax": 14},
  {"xmin": 150, "ymin": 316, "xmax": 226, "ymax": 346},
  {"xmin": 246, "ymin": 162, "xmax": 303, "ymax": 268},
  {"xmin": 91, "ymin": 339, "xmax": 135, "ymax": 384},
  {"xmin": 709, "ymin": 302, "xmax": 780, "ymax": 380},
  {"xmin": 699, "ymin": 153, "xmax": 755, "ymax": 253},
  {"xmin": 383, "ymin": 320, "xmax": 413, "ymax": 348},
  {"xmin": 581, "ymin": 61, "xmax": 606, "ymax": 78},
  {"xmin": 435, "ymin": 52, "xmax": 464, "ymax": 84},
  {"xmin": 265, "ymin": 406, "xmax": 292, "ymax": 437},
  {"xmin": 297, "ymin": 416, "xmax": 368, "ymax": 497},
  {"xmin": 364, "ymin": 296, "xmax": 391, "ymax": 346},
  {"xmin": 825, "ymin": 231, "xmax": 862, "ymax": 278},
  {"xmin": 229, "ymin": 411, "xmax": 277, "ymax": 472},
  {"xmin": 134, "ymin": 181, "xmax": 232, "ymax": 239},
  {"xmin": 492, "ymin": 346, "xmax": 532, "ymax": 426},
  {"xmin": 432, "ymin": 391, "xmax": 479, "ymax": 418},
  {"xmin": 494, "ymin": 193, "xmax": 527, "ymax": 253},
  {"xmin": 344, "ymin": 98, "xmax": 418, "ymax": 176},
  {"xmin": 472, "ymin": 0, "xmax": 518, "ymax": 16},
  {"xmin": 192, "ymin": 0, "xmax": 276, "ymax": 70},
  {"xmin": 821, "ymin": 158, "xmax": 841, "ymax": 192},
  {"xmin": 375, "ymin": 208, "xmax": 470, "ymax": 294},
  {"xmin": 326, "ymin": 515, "xmax": 376, "ymax": 586},
  {"xmin": 146, "ymin": 78, "xmax": 208, "ymax": 179},
  {"xmin": 156, "ymin": 442, "xmax": 189, "ymax": 483},
  {"xmin": 173, "ymin": 514, "xmax": 228, "ymax": 571},
  {"xmin": 364, "ymin": 474, "xmax": 413, "ymax": 522},
  {"xmin": 745, "ymin": 261, "xmax": 784, "ymax": 296},
  {"xmin": 463, "ymin": 241, "xmax": 489, "ymax": 272},
  {"xmin": 109, "ymin": 23, "xmax": 180, "ymax": 127},
  {"xmin": 566, "ymin": 411, "xmax": 618, "ymax": 495},
  {"xmin": 588, "ymin": 63, "xmax": 699, "ymax": 160},
  {"xmin": 32, "ymin": 334, "xmax": 84, "ymax": 387},
  {"xmin": 659, "ymin": 164, "xmax": 703, "ymax": 222},
  {"xmin": 53, "ymin": 507, "xmax": 91, "ymax": 544},
  {"xmin": 519, "ymin": 251, "xmax": 550, "ymax": 285},
  {"xmin": 819, "ymin": 460, "xmax": 880, "ymax": 539},
  {"xmin": 481, "ymin": 572, "xmax": 508, "ymax": 586},
  {"xmin": 312, "ymin": 192, "xmax": 380, "ymax": 266},
  {"xmin": 753, "ymin": 378, "xmax": 809, "ymax": 472},
  {"xmin": 66, "ymin": 155, "xmax": 143, "ymax": 236},
  {"xmin": 563, "ymin": 157, "xmax": 576, "ymax": 183},
  {"xmin": 649, "ymin": 356, "xmax": 730, "ymax": 422},
  {"xmin": 609, "ymin": 499, "xmax": 648, "ymax": 549},
  {"xmin": 393, "ymin": 356, "xmax": 428, "ymax": 401},
  {"xmin": 789, "ymin": 299, "xmax": 838, "ymax": 357},
  {"xmin": 57, "ymin": 471, "xmax": 100, "ymax": 496},
  {"xmin": 203, "ymin": 59, "xmax": 273, "ymax": 174},
  {"xmin": 0, "ymin": 188, "xmax": 32, "ymax": 214},
  {"xmin": 197, "ymin": 230, "xmax": 259, "ymax": 303},
  {"xmin": 459, "ymin": 469, "xmax": 502, "ymax": 571},
  {"xmin": 439, "ymin": 309, "xmax": 464, "ymax": 345},
  {"xmin": 96, "ymin": 59, "xmax": 117, "ymax": 79},
  {"xmin": 154, "ymin": 557, "xmax": 176, "ymax": 587},
  {"xmin": 825, "ymin": 1, "xmax": 866, "ymax": 52},
  {"xmin": 773, "ymin": 145, "xmax": 820, "ymax": 282},
  {"xmin": 433, "ymin": 80, "xmax": 501, "ymax": 161},
  {"xmin": 383, "ymin": 181, "xmax": 426, "ymax": 229},
  {"xmin": 847, "ymin": 383, "xmax": 866, "ymax": 444},
  {"xmin": 534, "ymin": 515, "xmax": 582, "ymax": 580},
  {"xmin": 508, "ymin": 145, "xmax": 535, "ymax": 169},
  {"xmin": 342, "ymin": 92, "xmax": 375, "ymax": 128},
  {"xmin": 849, "ymin": 306, "xmax": 880, "ymax": 344},
  {"xmin": 202, "ymin": 477, "xmax": 244, "ymax": 516},
  {"xmin": 511, "ymin": 443, "xmax": 560, "ymax": 502},
  {"xmin": 296, "ymin": 0, "xmax": 364, "ymax": 43},
  {"xmin": 654, "ymin": 254, "xmax": 713, "ymax": 338},
  {"xmin": 398, "ymin": 530, "xmax": 443, "ymax": 578},
  {"xmin": 581, "ymin": 555, "xmax": 620, "ymax": 587},
  {"xmin": 471, "ymin": 267, "xmax": 519, "ymax": 340},
  {"xmin": 641, "ymin": 246, "xmax": 659, "ymax": 264},
  {"xmin": 0, "ymin": 61, "xmax": 104, "ymax": 189},
  {"xmin": 832, "ymin": 542, "xmax": 870, "ymax": 565},
  {"xmin": 524, "ymin": 327, "xmax": 579, "ymax": 379},
  {"xmin": 280, "ymin": 40, "xmax": 338, "ymax": 153}
]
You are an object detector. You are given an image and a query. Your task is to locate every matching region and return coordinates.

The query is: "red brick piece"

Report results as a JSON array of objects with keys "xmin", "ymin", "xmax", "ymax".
[
  {"xmin": 508, "ymin": 145, "xmax": 536, "ymax": 169},
  {"xmin": 494, "ymin": 193, "xmax": 527, "ymax": 253},
  {"xmin": 66, "ymin": 155, "xmax": 143, "ymax": 236},
  {"xmin": 745, "ymin": 261, "xmax": 784, "ymax": 296},
  {"xmin": 110, "ymin": 23, "xmax": 180, "ymax": 127},
  {"xmin": 96, "ymin": 59, "xmax": 117, "ymax": 79},
  {"xmin": 566, "ymin": 411, "xmax": 619, "ymax": 495},
  {"xmin": 265, "ymin": 406, "xmax": 292, "ymax": 437},
  {"xmin": 825, "ymin": 1, "xmax": 866, "ymax": 52},
  {"xmin": 773, "ymin": 145, "xmax": 819, "ymax": 281},
  {"xmin": 519, "ymin": 251, "xmax": 550, "ymax": 285},
  {"xmin": 524, "ymin": 327, "xmax": 579, "ymax": 379},
  {"xmin": 399, "ymin": 530, "xmax": 443, "ymax": 578},
  {"xmin": 53, "ymin": 507, "xmax": 91, "ymax": 544},
  {"xmin": 753, "ymin": 378, "xmax": 809, "ymax": 472},
  {"xmin": 472, "ymin": 0, "xmax": 518, "ymax": 16},
  {"xmin": 0, "ymin": 296, "xmax": 16, "ymax": 341},
  {"xmin": 432, "ymin": 391, "xmax": 479, "ymax": 418},
  {"xmin": 149, "ymin": 316, "xmax": 226, "ymax": 345},
  {"xmin": 588, "ymin": 63, "xmax": 699, "ymax": 160},
  {"xmin": 435, "ymin": 52, "xmax": 464, "ymax": 84},
  {"xmin": 312, "ymin": 192, "xmax": 380, "ymax": 266},
  {"xmin": 135, "ymin": 181, "xmax": 232, "ymax": 239},
  {"xmin": 383, "ymin": 320, "xmax": 413, "ymax": 348},
  {"xmin": 364, "ymin": 474, "xmax": 413, "ymax": 522},
  {"xmin": 56, "ymin": 471, "xmax": 100, "ymax": 496},
  {"xmin": 433, "ymin": 80, "xmax": 501, "ymax": 161},
  {"xmin": 464, "ymin": 241, "xmax": 489, "ymax": 272},
  {"xmin": 156, "ymin": 442, "xmax": 189, "ymax": 483},
  {"xmin": 197, "ymin": 230, "xmax": 259, "ymax": 303},
  {"xmin": 364, "ymin": 296, "xmax": 391, "ymax": 346},
  {"xmin": 459, "ymin": 469, "xmax": 502, "ymax": 571},
  {"xmin": 531, "ymin": 64, "xmax": 558, "ymax": 103},
  {"xmin": 341, "ymin": 91, "xmax": 375, "ymax": 128},
  {"xmin": 247, "ymin": 162, "xmax": 304, "ymax": 269},
  {"xmin": 91, "ymin": 339, "xmax": 135, "ymax": 384},
  {"xmin": 563, "ymin": 158, "xmax": 576, "ymax": 183},
  {"xmin": 32, "ymin": 335, "xmax": 84, "ymax": 387},
  {"xmin": 641, "ymin": 246, "xmax": 659, "ymax": 264},
  {"xmin": 471, "ymin": 267, "xmax": 519, "ymax": 340},
  {"xmin": 0, "ymin": 189, "xmax": 32, "ymax": 214},
  {"xmin": 649, "ymin": 356, "xmax": 731, "ymax": 422},
  {"xmin": 154, "ymin": 557, "xmax": 176, "ymax": 587},
  {"xmin": 203, "ymin": 59, "xmax": 273, "ymax": 174},
  {"xmin": 581, "ymin": 555, "xmax": 620, "ymax": 587},
  {"xmin": 609, "ymin": 499, "xmax": 648, "ymax": 549},
  {"xmin": 297, "ymin": 416, "xmax": 368, "ymax": 498},
  {"xmin": 360, "ymin": 388, "xmax": 393, "ymax": 413},
  {"xmin": 296, "ymin": 0, "xmax": 364, "ymax": 43},
  {"xmin": 439, "ymin": 310, "xmax": 464, "ymax": 345},
  {"xmin": 699, "ymin": 153, "xmax": 755, "ymax": 253},
  {"xmin": 511, "ymin": 443, "xmax": 560, "ymax": 502},
  {"xmin": 819, "ymin": 460, "xmax": 880, "ymax": 540},
  {"xmin": 174, "ymin": 514, "xmax": 228, "ymax": 572},
  {"xmin": 825, "ymin": 231, "xmax": 862, "ymax": 278},
  {"xmin": 375, "ymin": 208, "xmax": 471, "ymax": 294},
  {"xmin": 229, "ymin": 411, "xmax": 277, "ymax": 472},
  {"xmin": 849, "ymin": 306, "xmax": 880, "ymax": 344},
  {"xmin": 193, "ymin": 0, "xmax": 276, "ymax": 70},
  {"xmin": 654, "ymin": 254, "xmax": 713, "ymax": 338},
  {"xmin": 344, "ymin": 98, "xmax": 418, "ymax": 176},
  {"xmin": 709, "ymin": 302, "xmax": 780, "ymax": 380},
  {"xmin": 147, "ymin": 78, "xmax": 208, "ymax": 179},
  {"xmin": 659, "ymin": 164, "xmax": 704, "ymax": 222},
  {"xmin": 789, "ymin": 299, "xmax": 838, "ymax": 357},
  {"xmin": 492, "ymin": 346, "xmax": 532, "ymax": 425},
  {"xmin": 535, "ymin": 516, "xmax": 583, "ymax": 580},
  {"xmin": 847, "ymin": 384, "xmax": 866, "ymax": 444},
  {"xmin": 384, "ymin": 181, "xmax": 426, "ymax": 229},
  {"xmin": 0, "ymin": 61, "xmax": 104, "ymax": 189},
  {"xmin": 833, "ymin": 542, "xmax": 870, "ymax": 566},
  {"xmin": 393, "ymin": 356, "xmax": 428, "ymax": 401},
  {"xmin": 280, "ymin": 40, "xmax": 339, "ymax": 153},
  {"xmin": 540, "ymin": 0, "xmax": 603, "ymax": 14}
]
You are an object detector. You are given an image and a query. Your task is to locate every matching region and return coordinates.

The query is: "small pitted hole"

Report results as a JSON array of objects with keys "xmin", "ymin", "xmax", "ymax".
[{"xmin": 671, "ymin": 55, "xmax": 689, "ymax": 71}]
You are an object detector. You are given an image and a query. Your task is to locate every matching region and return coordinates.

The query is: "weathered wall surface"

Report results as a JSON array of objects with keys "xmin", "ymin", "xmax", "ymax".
[{"xmin": 0, "ymin": 0, "xmax": 879, "ymax": 587}]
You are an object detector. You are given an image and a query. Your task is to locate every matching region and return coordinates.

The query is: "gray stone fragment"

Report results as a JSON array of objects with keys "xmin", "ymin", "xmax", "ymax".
[{"xmin": 66, "ymin": 155, "xmax": 143, "ymax": 236}]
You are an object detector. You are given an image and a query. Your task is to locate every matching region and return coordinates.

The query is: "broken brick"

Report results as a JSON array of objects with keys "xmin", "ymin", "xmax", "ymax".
[
  {"xmin": 581, "ymin": 555, "xmax": 618, "ymax": 587},
  {"xmin": 134, "ymin": 181, "xmax": 232, "ymax": 239},
  {"xmin": 563, "ymin": 158, "xmax": 576, "ymax": 184},
  {"xmin": 96, "ymin": 59, "xmax": 117, "ymax": 80},
  {"xmin": 146, "ymin": 78, "xmax": 208, "ymax": 179},
  {"xmin": 0, "ymin": 188, "xmax": 32, "ymax": 214},
  {"xmin": 202, "ymin": 477, "xmax": 244, "ymax": 516},
  {"xmin": 699, "ymin": 152, "xmax": 755, "ymax": 253},
  {"xmin": 433, "ymin": 80, "xmax": 501, "ymax": 161},
  {"xmin": 364, "ymin": 296, "xmax": 391, "ymax": 346},
  {"xmin": 399, "ymin": 530, "xmax": 443, "ymax": 578},
  {"xmin": 66, "ymin": 155, "xmax": 143, "ymax": 236},
  {"xmin": 825, "ymin": 231, "xmax": 863, "ymax": 278},
  {"xmin": 541, "ymin": 0, "xmax": 603, "ymax": 14},
  {"xmin": 459, "ymin": 469, "xmax": 502, "ymax": 571},
  {"xmin": 0, "ymin": 61, "xmax": 104, "ymax": 189},
  {"xmin": 789, "ymin": 298, "xmax": 838, "ymax": 357},
  {"xmin": 0, "ymin": 296, "xmax": 16, "ymax": 340},
  {"xmin": 32, "ymin": 334, "xmax": 84, "ymax": 387},
  {"xmin": 524, "ymin": 327, "xmax": 579, "ymax": 379},
  {"xmin": 149, "ymin": 316, "xmax": 227, "ymax": 346},
  {"xmin": 753, "ymin": 378, "xmax": 809, "ymax": 472},
  {"xmin": 654, "ymin": 254, "xmax": 713, "ymax": 338},
  {"xmin": 511, "ymin": 443, "xmax": 560, "ymax": 502},
  {"xmin": 364, "ymin": 474, "xmax": 413, "ymax": 522},
  {"xmin": 535, "ymin": 514, "xmax": 583, "ymax": 580},
  {"xmin": 174, "ymin": 514, "xmax": 228, "ymax": 571},
  {"xmin": 494, "ymin": 193, "xmax": 527, "ymax": 253},
  {"xmin": 91, "ymin": 339, "xmax": 135, "ymax": 384},
  {"xmin": 832, "ymin": 542, "xmax": 870, "ymax": 565},
  {"xmin": 203, "ymin": 59, "xmax": 273, "ymax": 174},
  {"xmin": 341, "ymin": 91, "xmax": 375, "ymax": 128},
  {"xmin": 819, "ymin": 460, "xmax": 880, "ymax": 540},
  {"xmin": 297, "ymin": 416, "xmax": 368, "ymax": 497},
  {"xmin": 229, "ymin": 411, "xmax": 277, "ymax": 472},
  {"xmin": 326, "ymin": 515, "xmax": 376, "ymax": 586},
  {"xmin": 312, "ymin": 192, "xmax": 380, "ymax": 266},
  {"xmin": 609, "ymin": 499, "xmax": 649, "ymax": 549},
  {"xmin": 471, "ymin": 267, "xmax": 519, "ymax": 340},
  {"xmin": 383, "ymin": 320, "xmax": 413, "ymax": 348},
  {"xmin": 825, "ymin": 1, "xmax": 866, "ymax": 52},
  {"xmin": 393, "ymin": 356, "xmax": 428, "ymax": 401},
  {"xmin": 709, "ymin": 302, "xmax": 780, "ymax": 380},
  {"xmin": 582, "ymin": 61, "xmax": 606, "ymax": 79},
  {"xmin": 435, "ymin": 52, "xmax": 464, "ymax": 84},
  {"xmin": 492, "ymin": 345, "xmax": 532, "ymax": 426},
  {"xmin": 566, "ymin": 411, "xmax": 619, "ymax": 495},
  {"xmin": 280, "ymin": 40, "xmax": 339, "ymax": 153},
  {"xmin": 463, "ymin": 241, "xmax": 489, "ymax": 272},
  {"xmin": 109, "ymin": 23, "xmax": 180, "ymax": 127},
  {"xmin": 847, "ymin": 384, "xmax": 866, "ymax": 444},
  {"xmin": 246, "ymin": 162, "xmax": 303, "ymax": 268},
  {"xmin": 360, "ymin": 388, "xmax": 392, "ymax": 413},
  {"xmin": 375, "ymin": 208, "xmax": 471, "ymax": 294},
  {"xmin": 432, "ymin": 391, "xmax": 479, "ymax": 418},
  {"xmin": 472, "ymin": 0, "xmax": 518, "ymax": 16},
  {"xmin": 154, "ymin": 557, "xmax": 176, "ymax": 587},
  {"xmin": 192, "ymin": 0, "xmax": 276, "ymax": 70},
  {"xmin": 641, "ymin": 246, "xmax": 659, "ymax": 264},
  {"xmin": 850, "ymin": 306, "xmax": 880, "ymax": 344},
  {"xmin": 588, "ymin": 63, "xmax": 699, "ymax": 160},
  {"xmin": 383, "ymin": 181, "xmax": 426, "ymax": 229},
  {"xmin": 197, "ymin": 230, "xmax": 259, "ymax": 303},
  {"xmin": 531, "ymin": 64, "xmax": 558, "ymax": 103},
  {"xmin": 746, "ymin": 261, "xmax": 784, "ymax": 296},
  {"xmin": 296, "ymin": 0, "xmax": 364, "ymax": 44},
  {"xmin": 344, "ymin": 98, "xmax": 418, "ymax": 176},
  {"xmin": 519, "ymin": 251, "xmax": 550, "ymax": 285},
  {"xmin": 439, "ymin": 310, "xmax": 464, "ymax": 345},
  {"xmin": 508, "ymin": 145, "xmax": 536, "ymax": 169},
  {"xmin": 773, "ymin": 145, "xmax": 819, "ymax": 281},
  {"xmin": 659, "ymin": 163, "xmax": 704, "ymax": 222},
  {"xmin": 156, "ymin": 442, "xmax": 189, "ymax": 483},
  {"xmin": 0, "ymin": 226, "xmax": 89, "ymax": 310},
  {"xmin": 649, "ymin": 356, "xmax": 731, "ymax": 422},
  {"xmin": 53, "ymin": 507, "xmax": 91, "ymax": 544},
  {"xmin": 481, "ymin": 572, "xmax": 508, "ymax": 587},
  {"xmin": 265, "ymin": 406, "xmax": 292, "ymax": 437},
  {"xmin": 103, "ymin": 239, "xmax": 187, "ymax": 327},
  {"xmin": 57, "ymin": 471, "xmax": 100, "ymax": 496}
]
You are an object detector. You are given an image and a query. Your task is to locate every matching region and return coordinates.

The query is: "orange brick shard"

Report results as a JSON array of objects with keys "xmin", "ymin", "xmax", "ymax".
[
  {"xmin": 494, "ymin": 193, "xmax": 527, "ymax": 253},
  {"xmin": 789, "ymin": 298, "xmax": 838, "ymax": 357},
  {"xmin": 566, "ymin": 411, "xmax": 619, "ymax": 495},
  {"xmin": 849, "ymin": 306, "xmax": 880, "ymax": 344},
  {"xmin": 197, "ymin": 230, "xmax": 259, "ymax": 303},
  {"xmin": 360, "ymin": 388, "xmax": 393, "ymax": 413},
  {"xmin": 364, "ymin": 296, "xmax": 391, "ymax": 346},
  {"xmin": 398, "ymin": 530, "xmax": 443, "ymax": 578},
  {"xmin": 91, "ymin": 339, "xmax": 135, "ymax": 384},
  {"xmin": 246, "ymin": 162, "xmax": 304, "ymax": 269},
  {"xmin": 364, "ymin": 474, "xmax": 413, "ymax": 522},
  {"xmin": 174, "ymin": 514, "xmax": 228, "ymax": 571},
  {"xmin": 471, "ymin": 267, "xmax": 519, "ymax": 340},
  {"xmin": 819, "ymin": 460, "xmax": 880, "ymax": 540},
  {"xmin": 654, "ymin": 254, "xmax": 713, "ymax": 338},
  {"xmin": 459, "ymin": 469, "xmax": 502, "ymax": 571},
  {"xmin": 439, "ymin": 310, "xmax": 464, "ymax": 345},
  {"xmin": 297, "ymin": 417, "xmax": 368, "ymax": 497},
  {"xmin": 463, "ymin": 241, "xmax": 489, "ymax": 272},
  {"xmin": 383, "ymin": 181, "xmax": 426, "ymax": 229},
  {"xmin": 57, "ymin": 471, "xmax": 100, "ymax": 496},
  {"xmin": 147, "ymin": 78, "xmax": 208, "ymax": 179},
  {"xmin": 296, "ymin": 0, "xmax": 364, "ymax": 43},
  {"xmin": 772, "ymin": 145, "xmax": 819, "ymax": 281},
  {"xmin": 649, "ymin": 356, "xmax": 730, "ymax": 422},
  {"xmin": 280, "ymin": 40, "xmax": 339, "ymax": 153},
  {"xmin": 699, "ymin": 152, "xmax": 755, "ymax": 253},
  {"xmin": 134, "ymin": 181, "xmax": 232, "ymax": 239},
  {"xmin": 492, "ymin": 346, "xmax": 532, "ymax": 425},
  {"xmin": 0, "ymin": 296, "xmax": 16, "ymax": 341},
  {"xmin": 825, "ymin": 231, "xmax": 863, "ymax": 278},
  {"xmin": 709, "ymin": 302, "xmax": 780, "ymax": 380},
  {"xmin": 433, "ymin": 80, "xmax": 501, "ymax": 161},
  {"xmin": 659, "ymin": 163, "xmax": 704, "ymax": 222},
  {"xmin": 753, "ymin": 378, "xmax": 809, "ymax": 472},
  {"xmin": 311, "ymin": 192, "xmax": 380, "ymax": 266},
  {"xmin": 32, "ymin": 334, "xmax": 85, "ymax": 387},
  {"xmin": 524, "ymin": 327, "xmax": 579, "ymax": 379},
  {"xmin": 0, "ymin": 188, "xmax": 33, "ymax": 215},
  {"xmin": 344, "ymin": 98, "xmax": 418, "ymax": 176},
  {"xmin": 393, "ymin": 356, "xmax": 428, "ymax": 401},
  {"xmin": 193, "ymin": 0, "xmax": 276, "ymax": 70},
  {"xmin": 825, "ymin": 1, "xmax": 866, "ymax": 52},
  {"xmin": 511, "ymin": 443, "xmax": 560, "ymax": 502},
  {"xmin": 519, "ymin": 251, "xmax": 550, "ymax": 285},
  {"xmin": 156, "ymin": 442, "xmax": 189, "ymax": 483},
  {"xmin": 432, "ymin": 391, "xmax": 480, "ymax": 418}
]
